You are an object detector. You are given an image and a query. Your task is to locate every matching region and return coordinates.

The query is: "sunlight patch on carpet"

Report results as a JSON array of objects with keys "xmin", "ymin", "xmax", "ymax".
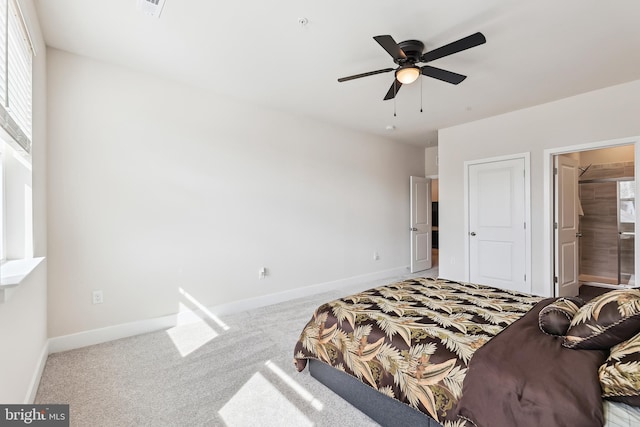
[
  {"xmin": 166, "ymin": 302, "xmax": 218, "ymax": 357},
  {"xmin": 219, "ymin": 372, "xmax": 313, "ymax": 427}
]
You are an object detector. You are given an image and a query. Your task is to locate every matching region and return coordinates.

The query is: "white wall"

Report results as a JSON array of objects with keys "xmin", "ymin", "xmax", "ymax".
[
  {"xmin": 0, "ymin": 0, "xmax": 48, "ymax": 403},
  {"xmin": 46, "ymin": 48, "xmax": 425, "ymax": 337},
  {"xmin": 439, "ymin": 79, "xmax": 640, "ymax": 296}
]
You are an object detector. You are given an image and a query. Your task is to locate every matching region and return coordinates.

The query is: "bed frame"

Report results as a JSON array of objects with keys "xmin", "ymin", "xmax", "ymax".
[{"xmin": 309, "ymin": 359, "xmax": 443, "ymax": 427}]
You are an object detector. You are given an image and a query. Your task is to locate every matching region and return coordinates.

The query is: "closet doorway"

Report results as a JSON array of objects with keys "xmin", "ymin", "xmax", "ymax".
[{"xmin": 553, "ymin": 143, "xmax": 636, "ymax": 294}]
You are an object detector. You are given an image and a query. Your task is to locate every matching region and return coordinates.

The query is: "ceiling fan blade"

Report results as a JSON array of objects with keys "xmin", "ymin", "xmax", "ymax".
[
  {"xmin": 383, "ymin": 79, "xmax": 402, "ymax": 100},
  {"xmin": 420, "ymin": 32, "xmax": 486, "ymax": 63},
  {"xmin": 337, "ymin": 68, "xmax": 394, "ymax": 83},
  {"xmin": 374, "ymin": 35, "xmax": 406, "ymax": 61},
  {"xmin": 421, "ymin": 65, "xmax": 467, "ymax": 84}
]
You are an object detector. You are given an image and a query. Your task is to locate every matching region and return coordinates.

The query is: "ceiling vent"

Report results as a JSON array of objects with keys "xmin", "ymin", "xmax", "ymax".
[{"xmin": 137, "ymin": 0, "xmax": 166, "ymax": 18}]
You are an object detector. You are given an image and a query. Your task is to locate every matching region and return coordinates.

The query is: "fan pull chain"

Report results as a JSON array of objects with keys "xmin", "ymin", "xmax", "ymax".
[
  {"xmin": 393, "ymin": 81, "xmax": 397, "ymax": 117},
  {"xmin": 420, "ymin": 75, "xmax": 423, "ymax": 113}
]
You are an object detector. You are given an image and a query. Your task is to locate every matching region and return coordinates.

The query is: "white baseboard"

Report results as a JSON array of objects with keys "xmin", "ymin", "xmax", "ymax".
[
  {"xmin": 48, "ymin": 266, "xmax": 410, "ymax": 354},
  {"xmin": 48, "ymin": 314, "xmax": 178, "ymax": 354},
  {"xmin": 210, "ymin": 266, "xmax": 410, "ymax": 315},
  {"xmin": 25, "ymin": 340, "xmax": 49, "ymax": 403}
]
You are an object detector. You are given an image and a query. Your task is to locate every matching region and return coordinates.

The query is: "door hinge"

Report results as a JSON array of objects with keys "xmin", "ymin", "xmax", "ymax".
[
  {"xmin": 524, "ymin": 274, "xmax": 527, "ymax": 282},
  {"xmin": 554, "ymin": 276, "xmax": 558, "ymax": 283},
  {"xmin": 524, "ymin": 222, "xmax": 526, "ymax": 229},
  {"xmin": 554, "ymin": 222, "xmax": 558, "ymax": 229},
  {"xmin": 554, "ymin": 167, "xmax": 558, "ymax": 175}
]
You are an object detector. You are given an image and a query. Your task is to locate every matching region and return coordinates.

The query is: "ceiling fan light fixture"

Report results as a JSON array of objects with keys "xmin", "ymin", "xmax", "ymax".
[{"xmin": 396, "ymin": 66, "xmax": 420, "ymax": 84}]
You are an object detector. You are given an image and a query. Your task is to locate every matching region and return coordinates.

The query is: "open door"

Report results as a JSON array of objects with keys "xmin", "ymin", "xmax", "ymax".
[
  {"xmin": 410, "ymin": 176, "xmax": 432, "ymax": 273},
  {"xmin": 554, "ymin": 155, "xmax": 580, "ymax": 297}
]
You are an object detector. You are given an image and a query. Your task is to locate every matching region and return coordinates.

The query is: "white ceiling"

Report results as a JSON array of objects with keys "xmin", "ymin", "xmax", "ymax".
[{"xmin": 33, "ymin": 0, "xmax": 640, "ymax": 147}]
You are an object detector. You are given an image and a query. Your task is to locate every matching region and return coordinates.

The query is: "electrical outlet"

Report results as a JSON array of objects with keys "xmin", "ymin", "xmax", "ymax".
[
  {"xmin": 92, "ymin": 290, "xmax": 103, "ymax": 304},
  {"xmin": 373, "ymin": 251, "xmax": 380, "ymax": 261}
]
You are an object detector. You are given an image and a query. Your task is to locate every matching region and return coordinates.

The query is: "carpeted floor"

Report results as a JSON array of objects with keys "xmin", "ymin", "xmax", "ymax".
[{"xmin": 35, "ymin": 269, "xmax": 438, "ymax": 427}]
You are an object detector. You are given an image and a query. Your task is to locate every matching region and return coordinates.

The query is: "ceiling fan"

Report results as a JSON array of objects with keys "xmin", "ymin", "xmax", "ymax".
[{"xmin": 338, "ymin": 32, "xmax": 486, "ymax": 100}]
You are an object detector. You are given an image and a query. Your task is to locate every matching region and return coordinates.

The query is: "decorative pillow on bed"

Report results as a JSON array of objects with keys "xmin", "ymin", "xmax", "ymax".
[
  {"xmin": 563, "ymin": 289, "xmax": 640, "ymax": 350},
  {"xmin": 538, "ymin": 297, "xmax": 584, "ymax": 336},
  {"xmin": 599, "ymin": 331, "xmax": 640, "ymax": 407}
]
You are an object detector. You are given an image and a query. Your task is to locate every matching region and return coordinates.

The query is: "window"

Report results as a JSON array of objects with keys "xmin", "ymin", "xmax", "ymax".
[
  {"xmin": 0, "ymin": 146, "xmax": 4, "ymax": 262},
  {"xmin": 0, "ymin": 0, "xmax": 33, "ymax": 266}
]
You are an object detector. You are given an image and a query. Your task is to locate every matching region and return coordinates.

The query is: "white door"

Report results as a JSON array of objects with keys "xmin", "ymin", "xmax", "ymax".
[
  {"xmin": 410, "ymin": 176, "xmax": 432, "ymax": 273},
  {"xmin": 468, "ymin": 158, "xmax": 527, "ymax": 293},
  {"xmin": 554, "ymin": 155, "xmax": 580, "ymax": 297}
]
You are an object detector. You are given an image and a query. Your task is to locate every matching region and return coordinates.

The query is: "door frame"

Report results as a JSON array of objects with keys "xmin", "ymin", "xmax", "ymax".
[
  {"xmin": 543, "ymin": 136, "xmax": 640, "ymax": 297},
  {"xmin": 463, "ymin": 152, "xmax": 531, "ymax": 287}
]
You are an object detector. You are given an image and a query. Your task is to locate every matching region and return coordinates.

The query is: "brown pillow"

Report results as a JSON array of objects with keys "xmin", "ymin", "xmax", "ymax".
[
  {"xmin": 599, "ymin": 331, "xmax": 640, "ymax": 407},
  {"xmin": 563, "ymin": 289, "xmax": 640, "ymax": 350},
  {"xmin": 538, "ymin": 297, "xmax": 584, "ymax": 336}
]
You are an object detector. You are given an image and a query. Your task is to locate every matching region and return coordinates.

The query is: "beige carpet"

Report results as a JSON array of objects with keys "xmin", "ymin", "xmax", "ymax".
[{"xmin": 36, "ymin": 269, "xmax": 438, "ymax": 426}]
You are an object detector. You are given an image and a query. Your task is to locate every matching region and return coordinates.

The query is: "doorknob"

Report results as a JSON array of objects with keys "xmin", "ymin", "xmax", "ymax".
[
  {"xmin": 410, "ymin": 227, "xmax": 418, "ymax": 231},
  {"xmin": 470, "ymin": 231, "xmax": 476, "ymax": 236},
  {"xmin": 576, "ymin": 233, "xmax": 583, "ymax": 237}
]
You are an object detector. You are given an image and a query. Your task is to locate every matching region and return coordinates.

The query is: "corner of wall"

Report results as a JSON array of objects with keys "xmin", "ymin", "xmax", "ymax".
[
  {"xmin": 425, "ymin": 146, "xmax": 439, "ymax": 176},
  {"xmin": 24, "ymin": 340, "xmax": 49, "ymax": 403}
]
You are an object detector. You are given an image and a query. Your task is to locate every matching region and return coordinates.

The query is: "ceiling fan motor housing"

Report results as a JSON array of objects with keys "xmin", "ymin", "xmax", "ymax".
[{"xmin": 397, "ymin": 40, "xmax": 425, "ymax": 64}]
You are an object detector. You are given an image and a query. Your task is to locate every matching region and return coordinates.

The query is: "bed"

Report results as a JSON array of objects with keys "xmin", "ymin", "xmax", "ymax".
[{"xmin": 293, "ymin": 277, "xmax": 640, "ymax": 427}]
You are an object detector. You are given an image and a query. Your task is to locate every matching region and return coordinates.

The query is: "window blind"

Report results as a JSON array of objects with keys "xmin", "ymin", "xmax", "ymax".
[
  {"xmin": 0, "ymin": 0, "xmax": 7, "ymax": 108},
  {"xmin": 0, "ymin": 0, "xmax": 32, "ymax": 154}
]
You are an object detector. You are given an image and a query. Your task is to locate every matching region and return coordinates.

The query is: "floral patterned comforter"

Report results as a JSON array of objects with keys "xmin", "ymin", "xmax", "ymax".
[{"xmin": 293, "ymin": 277, "xmax": 542, "ymax": 425}]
